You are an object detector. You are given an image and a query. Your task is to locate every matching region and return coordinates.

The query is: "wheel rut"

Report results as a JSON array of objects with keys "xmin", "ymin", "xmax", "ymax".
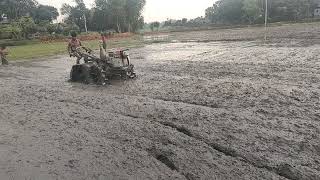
[{"xmin": 158, "ymin": 121, "xmax": 296, "ymax": 180}]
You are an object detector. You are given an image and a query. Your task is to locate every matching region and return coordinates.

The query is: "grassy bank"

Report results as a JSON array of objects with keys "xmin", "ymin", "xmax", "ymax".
[{"xmin": 7, "ymin": 35, "xmax": 144, "ymax": 61}]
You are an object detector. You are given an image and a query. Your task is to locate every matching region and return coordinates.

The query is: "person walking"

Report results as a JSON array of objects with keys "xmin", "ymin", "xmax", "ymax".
[{"xmin": 0, "ymin": 45, "xmax": 9, "ymax": 65}]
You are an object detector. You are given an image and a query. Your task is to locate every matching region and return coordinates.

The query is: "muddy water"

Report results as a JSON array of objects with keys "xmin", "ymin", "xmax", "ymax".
[{"xmin": 0, "ymin": 41, "xmax": 320, "ymax": 180}]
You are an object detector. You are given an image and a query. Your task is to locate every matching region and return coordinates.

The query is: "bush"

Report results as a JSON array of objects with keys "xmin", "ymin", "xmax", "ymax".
[{"xmin": 62, "ymin": 23, "xmax": 80, "ymax": 36}]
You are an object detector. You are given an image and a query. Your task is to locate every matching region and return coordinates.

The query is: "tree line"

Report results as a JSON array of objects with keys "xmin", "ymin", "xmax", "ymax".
[
  {"xmin": 0, "ymin": 0, "xmax": 146, "ymax": 40},
  {"xmin": 205, "ymin": 0, "xmax": 319, "ymax": 25},
  {"xmin": 147, "ymin": 0, "xmax": 319, "ymax": 31},
  {"xmin": 0, "ymin": 0, "xmax": 60, "ymax": 39},
  {"xmin": 61, "ymin": 0, "xmax": 145, "ymax": 33},
  {"xmin": 0, "ymin": 0, "xmax": 59, "ymax": 23}
]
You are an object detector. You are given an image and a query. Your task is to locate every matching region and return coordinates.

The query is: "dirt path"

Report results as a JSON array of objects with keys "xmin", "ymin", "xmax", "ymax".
[{"xmin": 1, "ymin": 26, "xmax": 320, "ymax": 180}]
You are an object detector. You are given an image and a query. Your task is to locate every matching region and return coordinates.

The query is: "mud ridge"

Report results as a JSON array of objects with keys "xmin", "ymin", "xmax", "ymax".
[
  {"xmin": 151, "ymin": 97, "xmax": 221, "ymax": 110},
  {"xmin": 159, "ymin": 122, "xmax": 193, "ymax": 137},
  {"xmin": 13, "ymin": 91, "xmax": 312, "ymax": 180},
  {"xmin": 158, "ymin": 121, "xmax": 297, "ymax": 180}
]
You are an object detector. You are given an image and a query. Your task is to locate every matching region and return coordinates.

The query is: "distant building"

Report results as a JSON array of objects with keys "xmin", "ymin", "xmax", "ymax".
[
  {"xmin": 0, "ymin": 14, "xmax": 9, "ymax": 24},
  {"xmin": 314, "ymin": 1, "xmax": 320, "ymax": 17}
]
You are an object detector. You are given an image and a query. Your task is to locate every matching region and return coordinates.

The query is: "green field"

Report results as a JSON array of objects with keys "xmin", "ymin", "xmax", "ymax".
[{"xmin": 7, "ymin": 35, "xmax": 144, "ymax": 61}]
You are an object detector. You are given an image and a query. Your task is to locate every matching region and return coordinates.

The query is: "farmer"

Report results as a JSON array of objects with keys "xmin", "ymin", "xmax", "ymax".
[
  {"xmin": 0, "ymin": 45, "xmax": 9, "ymax": 65},
  {"xmin": 101, "ymin": 32, "xmax": 108, "ymax": 51},
  {"xmin": 68, "ymin": 32, "xmax": 91, "ymax": 64},
  {"xmin": 99, "ymin": 32, "xmax": 108, "ymax": 60}
]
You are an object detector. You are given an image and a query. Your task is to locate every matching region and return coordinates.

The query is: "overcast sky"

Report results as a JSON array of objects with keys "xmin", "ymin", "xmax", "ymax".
[{"xmin": 37, "ymin": 0, "xmax": 214, "ymax": 22}]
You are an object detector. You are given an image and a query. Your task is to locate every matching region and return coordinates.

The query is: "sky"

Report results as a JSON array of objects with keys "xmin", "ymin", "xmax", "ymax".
[{"xmin": 37, "ymin": 0, "xmax": 214, "ymax": 22}]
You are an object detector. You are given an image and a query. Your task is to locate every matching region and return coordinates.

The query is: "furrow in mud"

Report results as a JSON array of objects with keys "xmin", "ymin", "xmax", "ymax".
[
  {"xmin": 4, "ymin": 88, "xmax": 288, "ymax": 179},
  {"xmin": 14, "ymin": 85, "xmax": 320, "ymax": 179},
  {"xmin": 157, "ymin": 121, "xmax": 294, "ymax": 180}
]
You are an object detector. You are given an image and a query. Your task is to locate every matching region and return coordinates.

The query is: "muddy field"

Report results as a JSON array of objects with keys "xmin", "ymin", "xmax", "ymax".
[{"xmin": 1, "ymin": 24, "xmax": 320, "ymax": 180}]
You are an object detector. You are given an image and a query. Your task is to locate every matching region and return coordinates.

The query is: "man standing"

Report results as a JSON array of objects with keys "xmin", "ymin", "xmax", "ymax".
[
  {"xmin": 0, "ymin": 45, "xmax": 9, "ymax": 65},
  {"xmin": 101, "ymin": 32, "xmax": 108, "ymax": 51},
  {"xmin": 68, "ymin": 32, "xmax": 91, "ymax": 64},
  {"xmin": 99, "ymin": 32, "xmax": 108, "ymax": 60},
  {"xmin": 68, "ymin": 32, "xmax": 83, "ymax": 64}
]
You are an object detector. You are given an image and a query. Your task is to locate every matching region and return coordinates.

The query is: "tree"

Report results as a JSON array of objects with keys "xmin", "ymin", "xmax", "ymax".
[
  {"xmin": 61, "ymin": 23, "xmax": 80, "ymax": 36},
  {"xmin": 124, "ymin": 0, "xmax": 146, "ymax": 32},
  {"xmin": 205, "ymin": 0, "xmax": 317, "ymax": 25},
  {"xmin": 108, "ymin": 0, "xmax": 127, "ymax": 32},
  {"xmin": 150, "ymin": 21, "xmax": 160, "ymax": 31},
  {"xmin": 0, "ymin": 23, "xmax": 22, "ymax": 39},
  {"xmin": 90, "ymin": 0, "xmax": 112, "ymax": 31},
  {"xmin": 205, "ymin": 6, "xmax": 214, "ymax": 22},
  {"xmin": 61, "ymin": 0, "xmax": 89, "ymax": 32},
  {"xmin": 16, "ymin": 16, "xmax": 37, "ymax": 39},
  {"xmin": 182, "ymin": 18, "xmax": 188, "ymax": 24},
  {"xmin": 88, "ymin": 0, "xmax": 146, "ymax": 32},
  {"xmin": 163, "ymin": 19, "xmax": 172, "ymax": 27},
  {"xmin": 32, "ymin": 5, "xmax": 59, "ymax": 23},
  {"xmin": 0, "ymin": 0, "xmax": 38, "ymax": 20},
  {"xmin": 242, "ymin": 0, "xmax": 262, "ymax": 24}
]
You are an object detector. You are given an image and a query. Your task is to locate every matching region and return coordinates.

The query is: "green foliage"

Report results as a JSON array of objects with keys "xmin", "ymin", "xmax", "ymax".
[
  {"xmin": 61, "ymin": 0, "xmax": 89, "ymax": 33},
  {"xmin": 149, "ymin": 22, "xmax": 160, "ymax": 31},
  {"xmin": 0, "ymin": 17, "xmax": 39, "ymax": 40},
  {"xmin": 0, "ymin": 0, "xmax": 38, "ymax": 20},
  {"xmin": 182, "ymin": 18, "xmax": 188, "ymax": 24},
  {"xmin": 0, "ymin": 0, "xmax": 59, "ymax": 39},
  {"xmin": 163, "ymin": 17, "xmax": 207, "ymax": 27},
  {"xmin": 215, "ymin": 0, "xmax": 245, "ymax": 24},
  {"xmin": 16, "ymin": 16, "xmax": 37, "ymax": 39},
  {"xmin": 46, "ymin": 24, "xmax": 58, "ymax": 34},
  {"xmin": 205, "ymin": 0, "xmax": 318, "ymax": 25},
  {"xmin": 124, "ymin": 0, "xmax": 146, "ymax": 32},
  {"xmin": 62, "ymin": 23, "xmax": 80, "ymax": 36},
  {"xmin": 1, "ymin": 0, "xmax": 146, "ymax": 36},
  {"xmin": 61, "ymin": 0, "xmax": 146, "ymax": 33},
  {"xmin": 0, "ymin": 0, "xmax": 58, "ymax": 22},
  {"xmin": 32, "ymin": 5, "xmax": 59, "ymax": 23},
  {"xmin": 0, "ymin": 24, "xmax": 21, "ymax": 39},
  {"xmin": 269, "ymin": 0, "xmax": 317, "ymax": 22},
  {"xmin": 242, "ymin": 0, "xmax": 262, "ymax": 24}
]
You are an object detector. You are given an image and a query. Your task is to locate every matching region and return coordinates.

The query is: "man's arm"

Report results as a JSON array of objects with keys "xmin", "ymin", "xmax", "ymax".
[{"xmin": 80, "ymin": 41, "xmax": 92, "ymax": 53}]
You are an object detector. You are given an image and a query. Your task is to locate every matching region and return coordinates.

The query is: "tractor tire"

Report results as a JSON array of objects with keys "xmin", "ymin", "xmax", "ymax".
[
  {"xmin": 90, "ymin": 64, "xmax": 108, "ymax": 85},
  {"xmin": 70, "ymin": 64, "xmax": 93, "ymax": 84},
  {"xmin": 127, "ymin": 64, "xmax": 137, "ymax": 79}
]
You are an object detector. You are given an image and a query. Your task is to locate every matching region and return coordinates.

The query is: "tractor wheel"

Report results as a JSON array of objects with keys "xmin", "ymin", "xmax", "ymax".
[
  {"xmin": 70, "ymin": 64, "xmax": 93, "ymax": 84},
  {"xmin": 127, "ymin": 64, "xmax": 137, "ymax": 79},
  {"xmin": 90, "ymin": 64, "xmax": 108, "ymax": 85}
]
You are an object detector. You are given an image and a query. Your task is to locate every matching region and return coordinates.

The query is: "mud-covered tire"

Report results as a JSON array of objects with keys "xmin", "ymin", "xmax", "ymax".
[
  {"xmin": 127, "ymin": 64, "xmax": 137, "ymax": 79},
  {"xmin": 90, "ymin": 65, "xmax": 108, "ymax": 85},
  {"xmin": 70, "ymin": 64, "xmax": 93, "ymax": 84}
]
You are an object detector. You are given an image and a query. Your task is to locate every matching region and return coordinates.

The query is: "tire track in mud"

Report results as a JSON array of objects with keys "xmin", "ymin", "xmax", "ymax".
[
  {"xmin": 2, "ymin": 95, "xmax": 187, "ymax": 180},
  {"xmin": 96, "ymin": 95, "xmax": 319, "ymax": 180},
  {"xmin": 18, "ymin": 86, "xmax": 320, "ymax": 180},
  {"xmin": 60, "ymin": 99, "xmax": 286, "ymax": 179},
  {"xmin": 10, "ymin": 87, "xmax": 289, "ymax": 180},
  {"xmin": 157, "ymin": 121, "xmax": 301, "ymax": 180}
]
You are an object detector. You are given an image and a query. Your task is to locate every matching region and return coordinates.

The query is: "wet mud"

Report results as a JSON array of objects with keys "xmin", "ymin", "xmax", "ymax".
[{"xmin": 1, "ymin": 25, "xmax": 320, "ymax": 180}]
